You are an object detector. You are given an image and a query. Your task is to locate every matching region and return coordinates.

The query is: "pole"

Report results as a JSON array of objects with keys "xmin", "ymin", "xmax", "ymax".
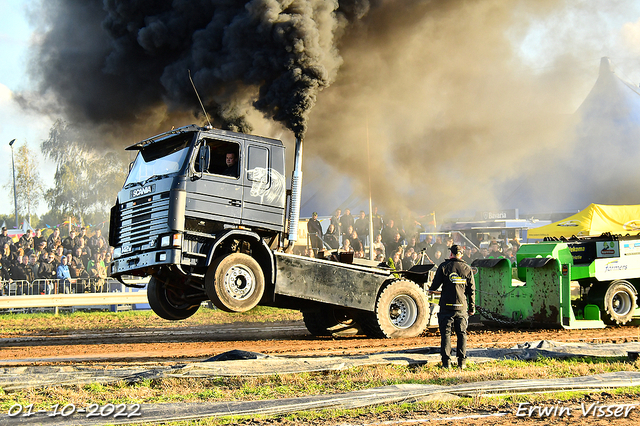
[
  {"xmin": 365, "ymin": 117, "xmax": 374, "ymax": 260},
  {"xmin": 9, "ymin": 139, "xmax": 18, "ymax": 229}
]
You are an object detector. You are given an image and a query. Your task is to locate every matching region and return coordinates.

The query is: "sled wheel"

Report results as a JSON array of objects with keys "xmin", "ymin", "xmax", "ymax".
[
  {"xmin": 603, "ymin": 280, "xmax": 637, "ymax": 325},
  {"xmin": 147, "ymin": 276, "xmax": 200, "ymax": 320},
  {"xmin": 302, "ymin": 306, "xmax": 360, "ymax": 337},
  {"xmin": 205, "ymin": 253, "xmax": 265, "ymax": 313},
  {"xmin": 360, "ymin": 280, "xmax": 429, "ymax": 338}
]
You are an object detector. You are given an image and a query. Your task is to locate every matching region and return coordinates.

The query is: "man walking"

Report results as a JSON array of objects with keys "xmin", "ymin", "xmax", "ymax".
[{"xmin": 428, "ymin": 245, "xmax": 475, "ymax": 369}]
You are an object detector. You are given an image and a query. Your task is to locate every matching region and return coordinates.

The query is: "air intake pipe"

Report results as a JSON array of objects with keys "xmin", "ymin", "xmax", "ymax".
[{"xmin": 287, "ymin": 137, "xmax": 303, "ymax": 242}]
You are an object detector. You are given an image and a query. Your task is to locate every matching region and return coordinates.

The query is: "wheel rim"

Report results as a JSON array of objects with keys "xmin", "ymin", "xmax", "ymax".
[
  {"xmin": 223, "ymin": 264, "xmax": 256, "ymax": 300},
  {"xmin": 611, "ymin": 290, "xmax": 633, "ymax": 316},
  {"xmin": 388, "ymin": 295, "xmax": 418, "ymax": 329}
]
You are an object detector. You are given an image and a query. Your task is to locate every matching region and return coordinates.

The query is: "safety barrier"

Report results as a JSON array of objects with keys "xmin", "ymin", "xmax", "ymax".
[{"xmin": 0, "ymin": 277, "xmax": 149, "ymax": 312}]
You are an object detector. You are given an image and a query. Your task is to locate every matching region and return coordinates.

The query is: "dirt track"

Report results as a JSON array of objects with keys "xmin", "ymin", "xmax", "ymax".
[{"xmin": 1, "ymin": 320, "xmax": 639, "ymax": 365}]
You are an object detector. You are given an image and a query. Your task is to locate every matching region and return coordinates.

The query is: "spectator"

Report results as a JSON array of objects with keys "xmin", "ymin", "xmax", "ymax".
[
  {"xmin": 78, "ymin": 227, "xmax": 90, "ymax": 246},
  {"xmin": 47, "ymin": 228, "xmax": 61, "ymax": 252},
  {"xmin": 354, "ymin": 211, "xmax": 369, "ymax": 244},
  {"xmin": 432, "ymin": 249, "xmax": 444, "ymax": 266},
  {"xmin": 330, "ymin": 209, "xmax": 342, "ymax": 241},
  {"xmin": 2, "ymin": 243, "xmax": 17, "ymax": 266},
  {"xmin": 403, "ymin": 247, "xmax": 416, "ymax": 270},
  {"xmin": 381, "ymin": 219, "xmax": 402, "ymax": 252},
  {"xmin": 371, "ymin": 206, "xmax": 383, "ymax": 237},
  {"xmin": 29, "ymin": 253, "xmax": 39, "ymax": 281},
  {"xmin": 75, "ymin": 237, "xmax": 92, "ymax": 261},
  {"xmin": 350, "ymin": 231, "xmax": 365, "ymax": 258},
  {"xmin": 0, "ymin": 252, "xmax": 12, "ymax": 294},
  {"xmin": 0, "ymin": 226, "xmax": 13, "ymax": 248},
  {"xmin": 89, "ymin": 229, "xmax": 106, "ymax": 253},
  {"xmin": 431, "ymin": 236, "xmax": 446, "ymax": 260},
  {"xmin": 340, "ymin": 238, "xmax": 353, "ymax": 253},
  {"xmin": 38, "ymin": 251, "xmax": 57, "ymax": 294},
  {"xmin": 340, "ymin": 209, "xmax": 355, "ymax": 242},
  {"xmin": 18, "ymin": 230, "xmax": 34, "ymax": 254},
  {"xmin": 33, "ymin": 229, "xmax": 46, "ymax": 250},
  {"xmin": 88, "ymin": 253, "xmax": 107, "ymax": 292},
  {"xmin": 372, "ymin": 234, "xmax": 386, "ymax": 258},
  {"xmin": 488, "ymin": 241, "xmax": 502, "ymax": 258},
  {"xmin": 57, "ymin": 255, "xmax": 72, "ymax": 294},
  {"xmin": 323, "ymin": 224, "xmax": 340, "ymax": 250},
  {"xmin": 386, "ymin": 232, "xmax": 404, "ymax": 257},
  {"xmin": 62, "ymin": 229, "xmax": 77, "ymax": 252},
  {"xmin": 307, "ymin": 212, "xmax": 324, "ymax": 254}
]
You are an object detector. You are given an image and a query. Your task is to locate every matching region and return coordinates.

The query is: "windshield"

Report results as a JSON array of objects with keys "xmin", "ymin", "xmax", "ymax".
[{"xmin": 124, "ymin": 132, "xmax": 195, "ymax": 187}]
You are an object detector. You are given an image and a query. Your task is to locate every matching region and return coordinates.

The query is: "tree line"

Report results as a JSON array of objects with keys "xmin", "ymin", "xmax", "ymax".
[{"xmin": 3, "ymin": 120, "xmax": 127, "ymax": 231}]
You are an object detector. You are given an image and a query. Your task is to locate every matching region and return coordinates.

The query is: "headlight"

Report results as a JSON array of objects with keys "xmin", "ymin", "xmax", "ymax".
[{"xmin": 161, "ymin": 234, "xmax": 182, "ymax": 248}]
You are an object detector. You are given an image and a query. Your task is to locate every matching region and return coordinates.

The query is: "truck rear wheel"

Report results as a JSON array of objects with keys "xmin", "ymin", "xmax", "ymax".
[
  {"xmin": 147, "ymin": 276, "xmax": 200, "ymax": 320},
  {"xmin": 360, "ymin": 280, "xmax": 429, "ymax": 338},
  {"xmin": 302, "ymin": 307, "xmax": 360, "ymax": 337},
  {"xmin": 603, "ymin": 280, "xmax": 637, "ymax": 325},
  {"xmin": 205, "ymin": 253, "xmax": 265, "ymax": 313}
]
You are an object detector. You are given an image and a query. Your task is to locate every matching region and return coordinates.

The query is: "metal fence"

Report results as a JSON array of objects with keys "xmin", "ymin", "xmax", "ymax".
[{"xmin": 0, "ymin": 277, "xmax": 149, "ymax": 313}]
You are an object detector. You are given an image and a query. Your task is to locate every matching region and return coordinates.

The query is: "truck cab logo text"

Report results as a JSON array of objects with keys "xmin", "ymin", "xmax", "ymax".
[{"xmin": 131, "ymin": 185, "xmax": 154, "ymax": 198}]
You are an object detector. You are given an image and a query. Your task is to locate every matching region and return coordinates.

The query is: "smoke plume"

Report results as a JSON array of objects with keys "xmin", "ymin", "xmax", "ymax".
[{"xmin": 19, "ymin": 0, "xmax": 640, "ymax": 219}]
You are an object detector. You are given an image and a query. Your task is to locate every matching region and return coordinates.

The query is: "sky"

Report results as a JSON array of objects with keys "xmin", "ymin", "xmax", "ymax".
[
  {"xmin": 0, "ymin": 0, "xmax": 54, "ymax": 222},
  {"xmin": 2, "ymin": 0, "xmax": 640, "ymax": 224}
]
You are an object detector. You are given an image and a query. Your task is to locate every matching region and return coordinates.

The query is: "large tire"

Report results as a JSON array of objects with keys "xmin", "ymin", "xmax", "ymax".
[
  {"xmin": 205, "ymin": 253, "xmax": 265, "ymax": 313},
  {"xmin": 603, "ymin": 280, "xmax": 637, "ymax": 325},
  {"xmin": 360, "ymin": 280, "xmax": 429, "ymax": 338},
  {"xmin": 147, "ymin": 276, "xmax": 200, "ymax": 320},
  {"xmin": 302, "ymin": 307, "xmax": 360, "ymax": 337}
]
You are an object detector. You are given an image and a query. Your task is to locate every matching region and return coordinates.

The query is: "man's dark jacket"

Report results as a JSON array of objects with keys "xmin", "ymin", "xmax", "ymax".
[{"xmin": 429, "ymin": 257, "xmax": 475, "ymax": 312}]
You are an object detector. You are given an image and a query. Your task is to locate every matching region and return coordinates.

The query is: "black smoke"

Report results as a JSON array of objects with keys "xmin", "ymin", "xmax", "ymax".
[{"xmin": 25, "ymin": 0, "xmax": 378, "ymax": 138}]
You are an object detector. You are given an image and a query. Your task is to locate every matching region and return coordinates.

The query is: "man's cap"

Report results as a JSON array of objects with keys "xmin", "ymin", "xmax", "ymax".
[
  {"xmin": 450, "ymin": 245, "xmax": 464, "ymax": 255},
  {"xmin": 1, "ymin": 226, "xmax": 6, "ymax": 231},
  {"xmin": 312, "ymin": 212, "xmax": 318, "ymax": 216}
]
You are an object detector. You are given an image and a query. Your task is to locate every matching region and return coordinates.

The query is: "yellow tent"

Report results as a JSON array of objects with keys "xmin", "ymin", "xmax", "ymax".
[{"xmin": 527, "ymin": 203, "xmax": 640, "ymax": 239}]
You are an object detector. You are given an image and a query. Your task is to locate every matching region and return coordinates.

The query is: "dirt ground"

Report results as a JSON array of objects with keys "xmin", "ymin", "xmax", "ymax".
[{"xmin": 1, "ymin": 320, "xmax": 639, "ymax": 364}]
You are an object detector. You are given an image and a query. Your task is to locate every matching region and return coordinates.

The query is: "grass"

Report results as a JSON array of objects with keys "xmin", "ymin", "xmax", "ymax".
[
  {"xmin": 0, "ymin": 306, "xmax": 303, "ymax": 335},
  {"xmin": 1, "ymin": 357, "xmax": 639, "ymax": 424}
]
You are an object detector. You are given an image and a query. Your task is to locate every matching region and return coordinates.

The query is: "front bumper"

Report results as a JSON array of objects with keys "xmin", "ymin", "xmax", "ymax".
[{"xmin": 111, "ymin": 249, "xmax": 182, "ymax": 277}]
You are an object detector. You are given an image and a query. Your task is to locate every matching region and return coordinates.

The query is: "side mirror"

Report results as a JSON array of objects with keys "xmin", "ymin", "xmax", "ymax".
[{"xmin": 199, "ymin": 145, "xmax": 210, "ymax": 174}]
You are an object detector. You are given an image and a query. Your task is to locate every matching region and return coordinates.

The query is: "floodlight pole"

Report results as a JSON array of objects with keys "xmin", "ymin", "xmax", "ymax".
[{"xmin": 9, "ymin": 139, "xmax": 18, "ymax": 229}]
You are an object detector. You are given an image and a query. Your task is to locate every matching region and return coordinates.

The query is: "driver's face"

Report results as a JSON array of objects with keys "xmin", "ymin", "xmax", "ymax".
[{"xmin": 226, "ymin": 153, "xmax": 237, "ymax": 166}]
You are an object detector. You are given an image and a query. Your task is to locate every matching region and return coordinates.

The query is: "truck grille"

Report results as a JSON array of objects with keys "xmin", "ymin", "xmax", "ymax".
[{"xmin": 117, "ymin": 192, "xmax": 171, "ymax": 251}]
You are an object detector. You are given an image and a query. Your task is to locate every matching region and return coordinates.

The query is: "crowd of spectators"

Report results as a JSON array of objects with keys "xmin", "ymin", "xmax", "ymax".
[
  {"xmin": 305, "ymin": 208, "xmax": 521, "ymax": 270},
  {"xmin": 0, "ymin": 225, "xmax": 113, "ymax": 295}
]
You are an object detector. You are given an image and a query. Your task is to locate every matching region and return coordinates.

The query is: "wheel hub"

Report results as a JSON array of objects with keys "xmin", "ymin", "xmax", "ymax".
[
  {"xmin": 223, "ymin": 265, "xmax": 255, "ymax": 300},
  {"xmin": 388, "ymin": 295, "xmax": 418, "ymax": 329},
  {"xmin": 612, "ymin": 292, "xmax": 632, "ymax": 316}
]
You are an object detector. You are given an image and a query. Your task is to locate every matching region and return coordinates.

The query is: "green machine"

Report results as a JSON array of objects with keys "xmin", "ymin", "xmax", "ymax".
[{"xmin": 473, "ymin": 235, "xmax": 640, "ymax": 329}]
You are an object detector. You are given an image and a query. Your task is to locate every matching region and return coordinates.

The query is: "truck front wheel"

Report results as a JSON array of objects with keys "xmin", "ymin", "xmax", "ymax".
[
  {"xmin": 360, "ymin": 280, "xmax": 429, "ymax": 338},
  {"xmin": 205, "ymin": 253, "xmax": 265, "ymax": 313},
  {"xmin": 147, "ymin": 276, "xmax": 200, "ymax": 320},
  {"xmin": 603, "ymin": 280, "xmax": 637, "ymax": 325}
]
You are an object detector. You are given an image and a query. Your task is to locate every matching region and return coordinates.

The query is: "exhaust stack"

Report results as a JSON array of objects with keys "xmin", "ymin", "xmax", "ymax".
[{"xmin": 287, "ymin": 137, "xmax": 303, "ymax": 242}]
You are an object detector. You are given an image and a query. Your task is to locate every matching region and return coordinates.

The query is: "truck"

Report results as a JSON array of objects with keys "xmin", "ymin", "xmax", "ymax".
[
  {"xmin": 472, "ymin": 233, "xmax": 640, "ymax": 329},
  {"xmin": 108, "ymin": 125, "xmax": 436, "ymax": 338}
]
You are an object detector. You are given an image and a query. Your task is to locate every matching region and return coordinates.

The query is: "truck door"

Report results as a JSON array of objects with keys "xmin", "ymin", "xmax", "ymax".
[
  {"xmin": 185, "ymin": 137, "xmax": 244, "ymax": 226},
  {"xmin": 242, "ymin": 143, "xmax": 286, "ymax": 230}
]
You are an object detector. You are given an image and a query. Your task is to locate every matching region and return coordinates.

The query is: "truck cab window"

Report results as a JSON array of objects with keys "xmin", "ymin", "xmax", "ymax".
[{"xmin": 199, "ymin": 139, "xmax": 240, "ymax": 178}]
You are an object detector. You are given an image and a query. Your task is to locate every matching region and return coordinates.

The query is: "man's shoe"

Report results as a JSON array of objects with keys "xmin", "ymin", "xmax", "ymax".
[{"xmin": 458, "ymin": 359, "xmax": 466, "ymax": 369}]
